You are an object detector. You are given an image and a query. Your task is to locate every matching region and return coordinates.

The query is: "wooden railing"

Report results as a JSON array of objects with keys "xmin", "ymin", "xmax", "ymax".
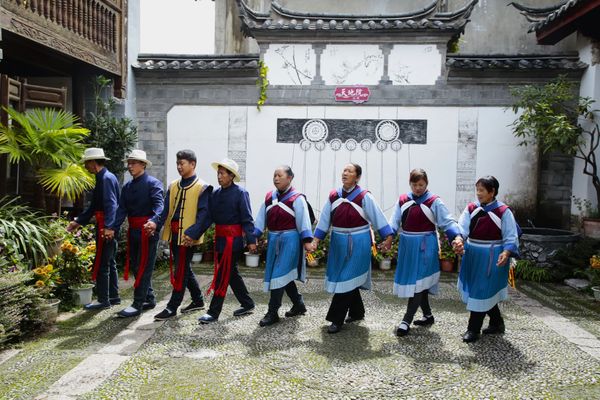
[{"xmin": 7, "ymin": 0, "xmax": 120, "ymax": 52}]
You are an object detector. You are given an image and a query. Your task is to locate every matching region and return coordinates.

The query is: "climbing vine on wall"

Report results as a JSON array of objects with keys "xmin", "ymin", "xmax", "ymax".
[{"xmin": 256, "ymin": 60, "xmax": 269, "ymax": 111}]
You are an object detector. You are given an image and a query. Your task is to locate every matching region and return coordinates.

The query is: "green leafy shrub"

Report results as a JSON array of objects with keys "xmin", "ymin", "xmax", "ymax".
[{"xmin": 514, "ymin": 260, "xmax": 552, "ymax": 283}]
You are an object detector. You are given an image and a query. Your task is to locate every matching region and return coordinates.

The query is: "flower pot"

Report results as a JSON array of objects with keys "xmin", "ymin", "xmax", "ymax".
[
  {"xmin": 440, "ymin": 258, "xmax": 455, "ymax": 273},
  {"xmin": 379, "ymin": 258, "xmax": 392, "ymax": 270},
  {"xmin": 244, "ymin": 252, "xmax": 260, "ymax": 267},
  {"xmin": 192, "ymin": 253, "xmax": 203, "ymax": 263},
  {"xmin": 592, "ymin": 286, "xmax": 600, "ymax": 301},
  {"xmin": 73, "ymin": 283, "xmax": 94, "ymax": 306},
  {"xmin": 307, "ymin": 258, "xmax": 320, "ymax": 268},
  {"xmin": 40, "ymin": 298, "xmax": 61, "ymax": 324},
  {"xmin": 583, "ymin": 218, "xmax": 600, "ymax": 239}
]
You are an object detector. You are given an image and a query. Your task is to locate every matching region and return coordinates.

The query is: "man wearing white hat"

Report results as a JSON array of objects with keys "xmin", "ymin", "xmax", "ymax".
[
  {"xmin": 67, "ymin": 147, "xmax": 120, "ymax": 310},
  {"xmin": 106, "ymin": 150, "xmax": 164, "ymax": 318},
  {"xmin": 199, "ymin": 158, "xmax": 256, "ymax": 324}
]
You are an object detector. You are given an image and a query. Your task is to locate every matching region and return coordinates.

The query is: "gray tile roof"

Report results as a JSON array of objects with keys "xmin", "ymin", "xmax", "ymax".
[
  {"xmin": 446, "ymin": 54, "xmax": 587, "ymax": 70},
  {"xmin": 237, "ymin": 0, "xmax": 479, "ymax": 37},
  {"xmin": 509, "ymin": 0, "xmax": 590, "ymax": 32},
  {"xmin": 133, "ymin": 54, "xmax": 259, "ymax": 70}
]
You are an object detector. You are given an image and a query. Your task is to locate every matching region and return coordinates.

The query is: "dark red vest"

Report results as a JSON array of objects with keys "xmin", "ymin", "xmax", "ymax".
[
  {"xmin": 399, "ymin": 193, "xmax": 439, "ymax": 232},
  {"xmin": 329, "ymin": 188, "xmax": 369, "ymax": 228},
  {"xmin": 467, "ymin": 202, "xmax": 509, "ymax": 241},
  {"xmin": 265, "ymin": 189, "xmax": 302, "ymax": 231}
]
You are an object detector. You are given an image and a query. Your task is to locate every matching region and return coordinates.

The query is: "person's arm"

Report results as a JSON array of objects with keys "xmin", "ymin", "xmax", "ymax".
[
  {"xmin": 149, "ymin": 179, "xmax": 165, "ymax": 224},
  {"xmin": 432, "ymin": 198, "xmax": 461, "ymax": 241},
  {"xmin": 184, "ymin": 185, "xmax": 213, "ymax": 241},
  {"xmin": 363, "ymin": 193, "xmax": 394, "ymax": 241},
  {"xmin": 294, "ymin": 196, "xmax": 313, "ymax": 247},
  {"xmin": 103, "ymin": 176, "xmax": 119, "ymax": 229},
  {"xmin": 239, "ymin": 189, "xmax": 257, "ymax": 250},
  {"xmin": 69, "ymin": 182, "xmax": 96, "ymax": 230},
  {"xmin": 313, "ymin": 198, "xmax": 332, "ymax": 241},
  {"xmin": 146, "ymin": 186, "xmax": 170, "ymax": 236},
  {"xmin": 253, "ymin": 202, "xmax": 267, "ymax": 239},
  {"xmin": 388, "ymin": 202, "xmax": 402, "ymax": 236},
  {"xmin": 498, "ymin": 209, "xmax": 519, "ymax": 266}
]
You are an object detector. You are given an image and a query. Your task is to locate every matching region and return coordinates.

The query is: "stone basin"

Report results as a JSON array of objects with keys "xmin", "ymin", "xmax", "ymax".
[{"xmin": 520, "ymin": 227, "xmax": 580, "ymax": 265}]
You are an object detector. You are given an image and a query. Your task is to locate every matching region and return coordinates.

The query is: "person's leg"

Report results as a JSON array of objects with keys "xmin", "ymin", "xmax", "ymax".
[
  {"xmin": 284, "ymin": 281, "xmax": 303, "ymax": 306},
  {"xmin": 413, "ymin": 290, "xmax": 435, "ymax": 325},
  {"xmin": 165, "ymin": 244, "xmax": 192, "ymax": 311},
  {"xmin": 326, "ymin": 291, "xmax": 353, "ymax": 326},
  {"xmin": 463, "ymin": 311, "xmax": 485, "ymax": 342},
  {"xmin": 107, "ymin": 239, "xmax": 119, "ymax": 301},
  {"xmin": 131, "ymin": 233, "xmax": 158, "ymax": 310},
  {"xmin": 228, "ymin": 251, "xmax": 254, "ymax": 310},
  {"xmin": 347, "ymin": 288, "xmax": 365, "ymax": 320},
  {"xmin": 483, "ymin": 304, "xmax": 505, "ymax": 334},
  {"xmin": 207, "ymin": 251, "xmax": 229, "ymax": 318},
  {"xmin": 396, "ymin": 291, "xmax": 423, "ymax": 336},
  {"xmin": 268, "ymin": 287, "xmax": 285, "ymax": 314}
]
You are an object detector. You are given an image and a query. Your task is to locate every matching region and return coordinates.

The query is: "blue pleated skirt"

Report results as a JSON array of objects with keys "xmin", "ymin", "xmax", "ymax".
[
  {"xmin": 263, "ymin": 229, "xmax": 306, "ymax": 292},
  {"xmin": 393, "ymin": 231, "xmax": 440, "ymax": 298},
  {"xmin": 325, "ymin": 226, "xmax": 372, "ymax": 294},
  {"xmin": 457, "ymin": 239, "xmax": 509, "ymax": 312}
]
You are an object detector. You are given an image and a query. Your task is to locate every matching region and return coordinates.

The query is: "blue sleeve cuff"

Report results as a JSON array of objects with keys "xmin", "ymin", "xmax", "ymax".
[
  {"xmin": 504, "ymin": 243, "xmax": 519, "ymax": 257},
  {"xmin": 300, "ymin": 229, "xmax": 313, "ymax": 241},
  {"xmin": 184, "ymin": 226, "xmax": 202, "ymax": 241},
  {"xmin": 378, "ymin": 225, "xmax": 394, "ymax": 238},
  {"xmin": 315, "ymin": 228, "xmax": 327, "ymax": 240},
  {"xmin": 444, "ymin": 227, "xmax": 461, "ymax": 242},
  {"xmin": 254, "ymin": 228, "xmax": 263, "ymax": 238}
]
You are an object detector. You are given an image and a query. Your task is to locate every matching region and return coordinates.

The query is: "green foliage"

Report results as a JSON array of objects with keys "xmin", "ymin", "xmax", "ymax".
[
  {"xmin": 256, "ymin": 61, "xmax": 269, "ymax": 111},
  {"xmin": 85, "ymin": 76, "xmax": 138, "ymax": 180},
  {"xmin": 447, "ymin": 35, "xmax": 461, "ymax": 53},
  {"xmin": 514, "ymin": 260, "xmax": 552, "ymax": 283},
  {"xmin": 198, "ymin": 226, "xmax": 215, "ymax": 253},
  {"xmin": 510, "ymin": 76, "xmax": 600, "ymax": 206},
  {"xmin": 0, "ymin": 196, "xmax": 51, "ymax": 267},
  {"xmin": 0, "ymin": 271, "xmax": 44, "ymax": 348},
  {"xmin": 572, "ymin": 196, "xmax": 600, "ymax": 219},
  {"xmin": 0, "ymin": 107, "xmax": 93, "ymax": 203},
  {"xmin": 553, "ymin": 238, "xmax": 600, "ymax": 281},
  {"xmin": 438, "ymin": 229, "xmax": 456, "ymax": 260}
]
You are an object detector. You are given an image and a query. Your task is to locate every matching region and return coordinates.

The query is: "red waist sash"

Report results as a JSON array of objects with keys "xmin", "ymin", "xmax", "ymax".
[
  {"xmin": 168, "ymin": 221, "xmax": 188, "ymax": 291},
  {"xmin": 126, "ymin": 216, "xmax": 151, "ymax": 289},
  {"xmin": 92, "ymin": 211, "xmax": 105, "ymax": 281},
  {"xmin": 207, "ymin": 224, "xmax": 243, "ymax": 297}
]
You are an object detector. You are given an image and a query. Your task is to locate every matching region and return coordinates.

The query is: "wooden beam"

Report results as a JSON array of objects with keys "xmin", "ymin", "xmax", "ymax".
[{"xmin": 537, "ymin": 0, "xmax": 600, "ymax": 45}]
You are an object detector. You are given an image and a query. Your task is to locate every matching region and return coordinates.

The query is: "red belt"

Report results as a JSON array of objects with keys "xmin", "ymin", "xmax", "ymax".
[
  {"xmin": 208, "ymin": 224, "xmax": 243, "ymax": 297},
  {"xmin": 125, "ymin": 216, "xmax": 151, "ymax": 288},
  {"xmin": 169, "ymin": 221, "xmax": 187, "ymax": 291},
  {"xmin": 92, "ymin": 211, "xmax": 105, "ymax": 281}
]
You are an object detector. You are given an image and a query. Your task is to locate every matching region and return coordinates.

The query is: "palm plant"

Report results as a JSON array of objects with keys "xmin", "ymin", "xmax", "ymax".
[{"xmin": 0, "ymin": 107, "xmax": 94, "ymax": 210}]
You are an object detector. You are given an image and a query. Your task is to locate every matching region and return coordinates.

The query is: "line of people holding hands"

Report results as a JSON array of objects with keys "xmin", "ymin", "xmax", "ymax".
[{"xmin": 68, "ymin": 147, "xmax": 519, "ymax": 344}]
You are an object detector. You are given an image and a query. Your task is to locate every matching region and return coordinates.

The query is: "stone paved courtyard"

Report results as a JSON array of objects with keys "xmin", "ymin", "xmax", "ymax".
[{"xmin": 2, "ymin": 266, "xmax": 600, "ymax": 399}]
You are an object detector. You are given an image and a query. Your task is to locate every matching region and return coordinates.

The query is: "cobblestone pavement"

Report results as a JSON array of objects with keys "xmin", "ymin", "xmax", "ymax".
[{"xmin": 2, "ymin": 266, "xmax": 600, "ymax": 399}]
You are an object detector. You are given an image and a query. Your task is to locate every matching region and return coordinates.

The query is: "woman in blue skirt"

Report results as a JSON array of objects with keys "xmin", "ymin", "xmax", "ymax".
[
  {"xmin": 457, "ymin": 176, "xmax": 519, "ymax": 343},
  {"xmin": 390, "ymin": 168, "xmax": 462, "ymax": 337},
  {"xmin": 311, "ymin": 163, "xmax": 393, "ymax": 334},
  {"xmin": 254, "ymin": 166, "xmax": 313, "ymax": 327}
]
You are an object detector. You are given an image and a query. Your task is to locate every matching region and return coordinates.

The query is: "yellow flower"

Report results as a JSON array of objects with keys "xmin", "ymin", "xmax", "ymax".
[
  {"xmin": 44, "ymin": 264, "xmax": 54, "ymax": 273},
  {"xmin": 33, "ymin": 267, "xmax": 44, "ymax": 275},
  {"xmin": 35, "ymin": 280, "xmax": 45, "ymax": 287}
]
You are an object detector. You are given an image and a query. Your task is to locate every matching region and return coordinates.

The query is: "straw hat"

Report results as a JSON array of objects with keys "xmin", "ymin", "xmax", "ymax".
[
  {"xmin": 126, "ymin": 149, "xmax": 152, "ymax": 168},
  {"xmin": 81, "ymin": 148, "xmax": 110, "ymax": 162},
  {"xmin": 211, "ymin": 158, "xmax": 241, "ymax": 182}
]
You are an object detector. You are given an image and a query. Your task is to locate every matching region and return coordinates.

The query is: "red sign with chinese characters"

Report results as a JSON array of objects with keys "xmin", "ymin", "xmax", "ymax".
[{"xmin": 334, "ymin": 86, "xmax": 370, "ymax": 104}]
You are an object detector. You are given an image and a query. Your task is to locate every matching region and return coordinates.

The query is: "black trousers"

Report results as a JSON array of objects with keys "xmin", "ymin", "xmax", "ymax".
[
  {"xmin": 268, "ymin": 281, "xmax": 303, "ymax": 314},
  {"xmin": 326, "ymin": 288, "xmax": 365, "ymax": 326},
  {"xmin": 207, "ymin": 250, "xmax": 254, "ymax": 318},
  {"xmin": 166, "ymin": 241, "xmax": 205, "ymax": 311},
  {"xmin": 467, "ymin": 304, "xmax": 504, "ymax": 333},
  {"xmin": 129, "ymin": 229, "xmax": 158, "ymax": 310},
  {"xmin": 402, "ymin": 289, "xmax": 432, "ymax": 324}
]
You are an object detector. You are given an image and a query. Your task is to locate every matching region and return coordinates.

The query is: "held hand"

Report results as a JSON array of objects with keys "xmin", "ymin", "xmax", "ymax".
[
  {"xmin": 104, "ymin": 229, "xmax": 115, "ymax": 241},
  {"xmin": 304, "ymin": 242, "xmax": 313, "ymax": 252},
  {"xmin": 181, "ymin": 234, "xmax": 194, "ymax": 247},
  {"xmin": 66, "ymin": 221, "xmax": 80, "ymax": 233},
  {"xmin": 497, "ymin": 251, "xmax": 510, "ymax": 267},
  {"xmin": 452, "ymin": 237, "xmax": 464, "ymax": 255},
  {"xmin": 247, "ymin": 243, "xmax": 258, "ymax": 254},
  {"xmin": 378, "ymin": 236, "xmax": 393, "ymax": 252},
  {"xmin": 143, "ymin": 221, "xmax": 157, "ymax": 236}
]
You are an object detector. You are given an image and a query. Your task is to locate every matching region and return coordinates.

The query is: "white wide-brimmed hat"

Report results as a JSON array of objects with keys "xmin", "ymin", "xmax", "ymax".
[
  {"xmin": 81, "ymin": 148, "xmax": 110, "ymax": 162},
  {"xmin": 126, "ymin": 149, "xmax": 152, "ymax": 168},
  {"xmin": 211, "ymin": 158, "xmax": 241, "ymax": 182}
]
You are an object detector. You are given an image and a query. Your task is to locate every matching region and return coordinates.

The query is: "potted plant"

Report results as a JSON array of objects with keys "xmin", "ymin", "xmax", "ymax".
[
  {"xmin": 574, "ymin": 197, "xmax": 600, "ymax": 239},
  {"xmin": 200, "ymin": 226, "xmax": 215, "ymax": 262},
  {"xmin": 439, "ymin": 230, "xmax": 456, "ymax": 273},
  {"xmin": 374, "ymin": 247, "xmax": 394, "ymax": 270},
  {"xmin": 32, "ymin": 263, "xmax": 62, "ymax": 324},
  {"xmin": 511, "ymin": 76, "xmax": 600, "ymax": 235}
]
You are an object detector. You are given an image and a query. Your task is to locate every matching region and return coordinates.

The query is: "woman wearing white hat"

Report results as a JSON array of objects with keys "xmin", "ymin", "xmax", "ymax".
[
  {"xmin": 106, "ymin": 150, "xmax": 164, "ymax": 318},
  {"xmin": 199, "ymin": 158, "xmax": 257, "ymax": 324},
  {"xmin": 67, "ymin": 148, "xmax": 121, "ymax": 310}
]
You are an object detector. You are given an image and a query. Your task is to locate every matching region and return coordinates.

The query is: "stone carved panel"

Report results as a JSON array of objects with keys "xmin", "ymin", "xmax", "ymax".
[
  {"xmin": 321, "ymin": 45, "xmax": 383, "ymax": 85},
  {"xmin": 264, "ymin": 44, "xmax": 316, "ymax": 85},
  {"xmin": 389, "ymin": 44, "xmax": 442, "ymax": 85}
]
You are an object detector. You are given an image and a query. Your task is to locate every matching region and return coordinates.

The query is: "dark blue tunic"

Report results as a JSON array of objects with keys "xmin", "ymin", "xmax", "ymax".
[
  {"xmin": 209, "ymin": 184, "xmax": 256, "ymax": 252},
  {"xmin": 76, "ymin": 167, "xmax": 119, "ymax": 228},
  {"xmin": 110, "ymin": 172, "xmax": 164, "ymax": 230}
]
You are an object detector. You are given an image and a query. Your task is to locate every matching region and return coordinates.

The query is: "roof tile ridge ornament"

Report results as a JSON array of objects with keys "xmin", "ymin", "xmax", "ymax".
[
  {"xmin": 446, "ymin": 53, "xmax": 588, "ymax": 70},
  {"xmin": 508, "ymin": 1, "xmax": 567, "ymax": 16},
  {"xmin": 269, "ymin": 0, "xmax": 439, "ymax": 21},
  {"xmin": 432, "ymin": 0, "xmax": 479, "ymax": 21}
]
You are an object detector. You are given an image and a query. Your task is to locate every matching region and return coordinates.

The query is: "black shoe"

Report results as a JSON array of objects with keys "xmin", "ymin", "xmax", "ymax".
[
  {"xmin": 117, "ymin": 306, "xmax": 141, "ymax": 318},
  {"xmin": 233, "ymin": 305, "xmax": 255, "ymax": 316},
  {"xmin": 327, "ymin": 323, "xmax": 341, "ymax": 334},
  {"xmin": 181, "ymin": 300, "xmax": 205, "ymax": 313},
  {"xmin": 84, "ymin": 301, "xmax": 111, "ymax": 311},
  {"xmin": 345, "ymin": 315, "xmax": 364, "ymax": 323},
  {"xmin": 396, "ymin": 322, "xmax": 410, "ymax": 337},
  {"xmin": 154, "ymin": 308, "xmax": 176, "ymax": 321},
  {"xmin": 109, "ymin": 297, "xmax": 121, "ymax": 305},
  {"xmin": 259, "ymin": 312, "xmax": 280, "ymax": 327},
  {"xmin": 482, "ymin": 324, "xmax": 505, "ymax": 335},
  {"xmin": 284, "ymin": 304, "xmax": 307, "ymax": 318},
  {"xmin": 141, "ymin": 302, "xmax": 156, "ymax": 310},
  {"xmin": 199, "ymin": 313, "xmax": 218, "ymax": 324},
  {"xmin": 413, "ymin": 315, "xmax": 435, "ymax": 326},
  {"xmin": 462, "ymin": 330, "xmax": 480, "ymax": 343}
]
